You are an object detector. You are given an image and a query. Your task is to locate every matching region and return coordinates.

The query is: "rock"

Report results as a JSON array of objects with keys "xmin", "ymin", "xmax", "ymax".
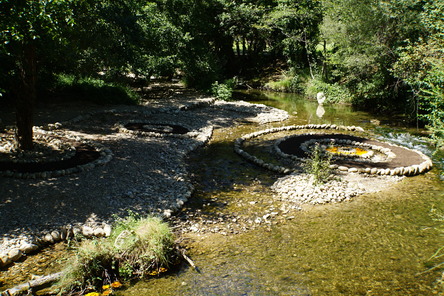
[
  {"xmin": 93, "ymin": 227, "xmax": 105, "ymax": 237},
  {"xmin": 163, "ymin": 209, "xmax": 173, "ymax": 218},
  {"xmin": 0, "ymin": 254, "xmax": 12, "ymax": 267},
  {"xmin": 82, "ymin": 226, "xmax": 94, "ymax": 238},
  {"xmin": 8, "ymin": 248, "xmax": 23, "ymax": 261},
  {"xmin": 103, "ymin": 224, "xmax": 112, "ymax": 237},
  {"xmin": 19, "ymin": 242, "xmax": 39, "ymax": 254},
  {"xmin": 338, "ymin": 166, "xmax": 348, "ymax": 171},
  {"xmin": 43, "ymin": 233, "xmax": 55, "ymax": 244},
  {"xmin": 51, "ymin": 231, "xmax": 61, "ymax": 242}
]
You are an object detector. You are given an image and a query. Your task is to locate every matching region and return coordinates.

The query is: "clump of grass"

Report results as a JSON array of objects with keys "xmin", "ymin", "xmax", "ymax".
[
  {"xmin": 57, "ymin": 214, "xmax": 176, "ymax": 295},
  {"xmin": 303, "ymin": 142, "xmax": 333, "ymax": 185}
]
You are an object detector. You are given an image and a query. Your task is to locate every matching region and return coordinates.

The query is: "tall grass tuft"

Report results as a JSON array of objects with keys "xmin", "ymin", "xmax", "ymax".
[
  {"xmin": 56, "ymin": 214, "xmax": 176, "ymax": 294},
  {"xmin": 303, "ymin": 142, "xmax": 333, "ymax": 185}
]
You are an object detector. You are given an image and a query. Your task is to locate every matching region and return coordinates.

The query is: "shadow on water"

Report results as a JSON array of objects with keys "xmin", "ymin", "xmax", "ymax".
[{"xmin": 121, "ymin": 91, "xmax": 444, "ymax": 295}]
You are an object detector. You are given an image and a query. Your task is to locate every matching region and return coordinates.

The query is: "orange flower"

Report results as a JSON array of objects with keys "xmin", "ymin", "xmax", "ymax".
[
  {"xmin": 159, "ymin": 267, "xmax": 168, "ymax": 273},
  {"xmin": 101, "ymin": 289, "xmax": 112, "ymax": 296},
  {"xmin": 102, "ymin": 285, "xmax": 110, "ymax": 290},
  {"xmin": 111, "ymin": 281, "xmax": 123, "ymax": 289}
]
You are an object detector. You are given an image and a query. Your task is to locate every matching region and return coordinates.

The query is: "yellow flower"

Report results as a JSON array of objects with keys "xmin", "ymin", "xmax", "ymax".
[
  {"xmin": 102, "ymin": 285, "xmax": 110, "ymax": 290},
  {"xmin": 101, "ymin": 290, "xmax": 112, "ymax": 296},
  {"xmin": 149, "ymin": 270, "xmax": 159, "ymax": 276},
  {"xmin": 159, "ymin": 267, "xmax": 168, "ymax": 273},
  {"xmin": 111, "ymin": 281, "xmax": 123, "ymax": 289},
  {"xmin": 85, "ymin": 293, "xmax": 100, "ymax": 296}
]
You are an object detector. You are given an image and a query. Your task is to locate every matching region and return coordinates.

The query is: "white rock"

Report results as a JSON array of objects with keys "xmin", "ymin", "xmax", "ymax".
[
  {"xmin": 19, "ymin": 242, "xmax": 39, "ymax": 254},
  {"xmin": 44, "ymin": 233, "xmax": 55, "ymax": 244},
  {"xmin": 82, "ymin": 225, "xmax": 94, "ymax": 238},
  {"xmin": 103, "ymin": 224, "xmax": 112, "ymax": 237},
  {"xmin": 8, "ymin": 248, "xmax": 23, "ymax": 261},
  {"xmin": 93, "ymin": 227, "xmax": 105, "ymax": 237}
]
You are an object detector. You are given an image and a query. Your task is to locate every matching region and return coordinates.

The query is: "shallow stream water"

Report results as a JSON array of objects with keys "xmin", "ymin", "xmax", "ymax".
[
  {"xmin": 2, "ymin": 90, "xmax": 444, "ymax": 295},
  {"xmin": 120, "ymin": 91, "xmax": 444, "ymax": 295}
]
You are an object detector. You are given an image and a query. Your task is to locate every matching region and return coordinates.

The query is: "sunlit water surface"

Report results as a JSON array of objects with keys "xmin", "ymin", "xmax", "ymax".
[{"xmin": 120, "ymin": 91, "xmax": 444, "ymax": 295}]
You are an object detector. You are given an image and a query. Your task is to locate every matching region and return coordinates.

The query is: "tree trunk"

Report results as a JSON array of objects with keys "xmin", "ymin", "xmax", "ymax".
[
  {"xmin": 303, "ymin": 31, "xmax": 315, "ymax": 80},
  {"xmin": 15, "ymin": 41, "xmax": 36, "ymax": 151}
]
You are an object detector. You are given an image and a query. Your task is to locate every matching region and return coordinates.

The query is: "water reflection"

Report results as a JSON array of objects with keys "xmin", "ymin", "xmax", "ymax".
[{"xmin": 316, "ymin": 105, "xmax": 325, "ymax": 118}]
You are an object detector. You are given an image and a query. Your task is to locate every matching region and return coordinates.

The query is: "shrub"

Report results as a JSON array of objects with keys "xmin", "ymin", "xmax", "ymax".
[{"xmin": 211, "ymin": 78, "xmax": 236, "ymax": 100}]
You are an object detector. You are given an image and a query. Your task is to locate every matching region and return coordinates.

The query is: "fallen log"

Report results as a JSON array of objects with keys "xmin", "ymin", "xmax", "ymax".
[{"xmin": 0, "ymin": 272, "xmax": 62, "ymax": 296}]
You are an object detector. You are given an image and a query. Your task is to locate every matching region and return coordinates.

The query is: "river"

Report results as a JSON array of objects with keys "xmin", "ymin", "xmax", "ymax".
[
  {"xmin": 121, "ymin": 91, "xmax": 444, "ymax": 295},
  {"xmin": 2, "ymin": 90, "xmax": 443, "ymax": 295}
]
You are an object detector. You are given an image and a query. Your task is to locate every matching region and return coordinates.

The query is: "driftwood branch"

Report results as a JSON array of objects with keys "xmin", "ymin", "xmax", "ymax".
[
  {"xmin": 0, "ymin": 272, "xmax": 62, "ymax": 296},
  {"xmin": 179, "ymin": 249, "xmax": 200, "ymax": 273}
]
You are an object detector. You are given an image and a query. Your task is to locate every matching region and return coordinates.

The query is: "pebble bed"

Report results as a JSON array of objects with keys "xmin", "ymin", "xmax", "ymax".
[
  {"xmin": 271, "ymin": 173, "xmax": 404, "ymax": 205},
  {"xmin": 0, "ymin": 97, "xmax": 288, "ymax": 269}
]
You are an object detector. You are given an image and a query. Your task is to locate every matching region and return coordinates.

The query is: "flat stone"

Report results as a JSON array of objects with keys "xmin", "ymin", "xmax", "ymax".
[
  {"xmin": 51, "ymin": 231, "xmax": 61, "ymax": 242},
  {"xmin": 338, "ymin": 166, "xmax": 348, "ymax": 171}
]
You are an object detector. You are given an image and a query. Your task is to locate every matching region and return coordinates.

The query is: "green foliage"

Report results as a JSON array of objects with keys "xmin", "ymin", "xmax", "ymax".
[
  {"xmin": 319, "ymin": 0, "xmax": 424, "ymax": 110},
  {"xmin": 392, "ymin": 1, "xmax": 444, "ymax": 147},
  {"xmin": 419, "ymin": 64, "xmax": 444, "ymax": 148},
  {"xmin": 54, "ymin": 74, "xmax": 139, "ymax": 105},
  {"xmin": 58, "ymin": 214, "xmax": 176, "ymax": 293},
  {"xmin": 303, "ymin": 143, "xmax": 333, "ymax": 185},
  {"xmin": 305, "ymin": 76, "xmax": 352, "ymax": 104},
  {"xmin": 211, "ymin": 78, "xmax": 236, "ymax": 100},
  {"xmin": 265, "ymin": 73, "xmax": 302, "ymax": 93}
]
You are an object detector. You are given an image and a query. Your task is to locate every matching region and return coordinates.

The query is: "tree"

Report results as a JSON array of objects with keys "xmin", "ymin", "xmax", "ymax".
[
  {"xmin": 394, "ymin": 0, "xmax": 444, "ymax": 146},
  {"xmin": 319, "ymin": 0, "xmax": 424, "ymax": 111},
  {"xmin": 0, "ymin": 0, "xmax": 185, "ymax": 150},
  {"xmin": 0, "ymin": 0, "xmax": 75, "ymax": 150},
  {"xmin": 265, "ymin": 0, "xmax": 322, "ymax": 75}
]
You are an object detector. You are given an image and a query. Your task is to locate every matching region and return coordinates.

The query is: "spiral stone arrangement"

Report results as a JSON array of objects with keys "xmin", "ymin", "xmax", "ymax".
[
  {"xmin": 0, "ymin": 128, "xmax": 113, "ymax": 179},
  {"xmin": 234, "ymin": 124, "xmax": 433, "ymax": 176}
]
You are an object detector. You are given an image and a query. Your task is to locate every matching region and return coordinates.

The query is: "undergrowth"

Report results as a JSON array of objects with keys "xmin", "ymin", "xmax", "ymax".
[{"xmin": 53, "ymin": 74, "xmax": 140, "ymax": 105}]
